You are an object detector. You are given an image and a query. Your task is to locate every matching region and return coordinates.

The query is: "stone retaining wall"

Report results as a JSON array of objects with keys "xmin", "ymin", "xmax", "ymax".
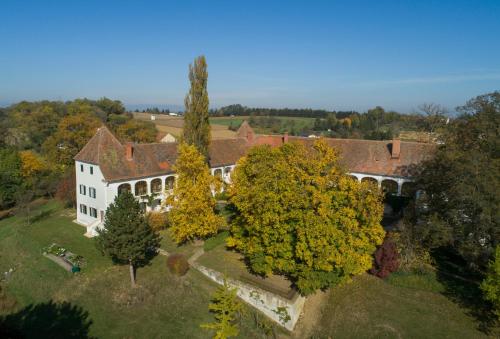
[{"xmin": 192, "ymin": 262, "xmax": 305, "ymax": 331}]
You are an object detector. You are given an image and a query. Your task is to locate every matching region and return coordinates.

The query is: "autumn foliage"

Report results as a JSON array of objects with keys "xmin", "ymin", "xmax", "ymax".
[
  {"xmin": 55, "ymin": 170, "xmax": 76, "ymax": 207},
  {"xmin": 369, "ymin": 236, "xmax": 400, "ymax": 278},
  {"xmin": 228, "ymin": 140, "xmax": 385, "ymax": 294},
  {"xmin": 166, "ymin": 143, "xmax": 224, "ymax": 243},
  {"xmin": 146, "ymin": 211, "xmax": 169, "ymax": 231},
  {"xmin": 167, "ymin": 254, "xmax": 190, "ymax": 276}
]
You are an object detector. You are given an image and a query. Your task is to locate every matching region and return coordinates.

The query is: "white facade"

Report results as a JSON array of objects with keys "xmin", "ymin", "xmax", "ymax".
[
  {"xmin": 75, "ymin": 160, "xmax": 235, "ymax": 237},
  {"xmin": 75, "ymin": 159, "xmax": 411, "ymax": 237},
  {"xmin": 160, "ymin": 133, "xmax": 176, "ymax": 143},
  {"xmin": 75, "ymin": 161, "xmax": 107, "ymax": 236}
]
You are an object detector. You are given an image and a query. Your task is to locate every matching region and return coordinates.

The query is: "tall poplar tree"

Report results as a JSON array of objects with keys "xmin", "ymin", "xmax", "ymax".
[
  {"xmin": 97, "ymin": 192, "xmax": 160, "ymax": 287},
  {"xmin": 182, "ymin": 55, "xmax": 211, "ymax": 159}
]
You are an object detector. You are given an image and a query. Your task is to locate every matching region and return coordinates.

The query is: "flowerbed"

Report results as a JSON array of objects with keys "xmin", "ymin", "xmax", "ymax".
[{"xmin": 43, "ymin": 243, "xmax": 85, "ymax": 270}]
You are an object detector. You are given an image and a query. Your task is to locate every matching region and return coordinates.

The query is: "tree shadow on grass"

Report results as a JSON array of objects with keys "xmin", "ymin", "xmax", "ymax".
[
  {"xmin": 432, "ymin": 247, "xmax": 497, "ymax": 334},
  {"xmin": 0, "ymin": 300, "xmax": 94, "ymax": 339}
]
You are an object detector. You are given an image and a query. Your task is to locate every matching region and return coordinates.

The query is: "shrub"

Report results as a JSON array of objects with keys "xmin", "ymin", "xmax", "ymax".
[
  {"xmin": 0, "ymin": 209, "xmax": 13, "ymax": 221},
  {"xmin": 370, "ymin": 236, "xmax": 400, "ymax": 278},
  {"xmin": 167, "ymin": 253, "xmax": 189, "ymax": 276},
  {"xmin": 147, "ymin": 212, "xmax": 169, "ymax": 231},
  {"xmin": 204, "ymin": 231, "xmax": 229, "ymax": 251},
  {"xmin": 481, "ymin": 246, "xmax": 500, "ymax": 319},
  {"xmin": 55, "ymin": 170, "xmax": 76, "ymax": 208}
]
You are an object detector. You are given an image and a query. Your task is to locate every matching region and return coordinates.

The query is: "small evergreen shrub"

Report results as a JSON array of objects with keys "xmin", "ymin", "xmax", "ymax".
[
  {"xmin": 167, "ymin": 253, "xmax": 189, "ymax": 276},
  {"xmin": 481, "ymin": 246, "xmax": 500, "ymax": 319},
  {"xmin": 370, "ymin": 236, "xmax": 400, "ymax": 278},
  {"xmin": 147, "ymin": 212, "xmax": 169, "ymax": 231}
]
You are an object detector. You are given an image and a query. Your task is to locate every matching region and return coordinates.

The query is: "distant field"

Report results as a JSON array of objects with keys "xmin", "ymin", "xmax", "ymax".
[
  {"xmin": 210, "ymin": 115, "xmax": 315, "ymax": 135},
  {"xmin": 133, "ymin": 113, "xmax": 237, "ymax": 139},
  {"xmin": 399, "ymin": 130, "xmax": 437, "ymax": 143}
]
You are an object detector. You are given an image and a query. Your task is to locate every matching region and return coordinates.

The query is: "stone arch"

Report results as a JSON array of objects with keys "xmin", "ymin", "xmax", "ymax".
[
  {"xmin": 381, "ymin": 179, "xmax": 398, "ymax": 195},
  {"xmin": 224, "ymin": 167, "xmax": 231, "ymax": 175},
  {"xmin": 361, "ymin": 177, "xmax": 378, "ymax": 186},
  {"xmin": 151, "ymin": 178, "xmax": 162, "ymax": 193},
  {"xmin": 135, "ymin": 181, "xmax": 148, "ymax": 196},
  {"xmin": 214, "ymin": 168, "xmax": 222, "ymax": 178},
  {"xmin": 401, "ymin": 182, "xmax": 417, "ymax": 197},
  {"xmin": 118, "ymin": 183, "xmax": 131, "ymax": 195},
  {"xmin": 348, "ymin": 175, "xmax": 359, "ymax": 182},
  {"xmin": 165, "ymin": 176, "xmax": 175, "ymax": 190}
]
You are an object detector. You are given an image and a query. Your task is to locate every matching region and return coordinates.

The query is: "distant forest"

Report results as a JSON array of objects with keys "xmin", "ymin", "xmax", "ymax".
[{"xmin": 214, "ymin": 104, "xmax": 446, "ymax": 140}]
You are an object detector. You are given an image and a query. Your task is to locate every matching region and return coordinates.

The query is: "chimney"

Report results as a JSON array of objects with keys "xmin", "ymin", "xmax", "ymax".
[
  {"xmin": 125, "ymin": 143, "xmax": 134, "ymax": 161},
  {"xmin": 391, "ymin": 139, "xmax": 400, "ymax": 159},
  {"xmin": 282, "ymin": 132, "xmax": 289, "ymax": 144}
]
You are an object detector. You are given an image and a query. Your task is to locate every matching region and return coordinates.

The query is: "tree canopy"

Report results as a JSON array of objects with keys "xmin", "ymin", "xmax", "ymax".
[
  {"xmin": 201, "ymin": 279, "xmax": 242, "ymax": 339},
  {"xmin": 42, "ymin": 113, "xmax": 101, "ymax": 166},
  {"xmin": 227, "ymin": 140, "xmax": 385, "ymax": 294},
  {"xmin": 97, "ymin": 192, "xmax": 160, "ymax": 287},
  {"xmin": 416, "ymin": 91, "xmax": 500, "ymax": 269},
  {"xmin": 166, "ymin": 143, "xmax": 223, "ymax": 243},
  {"xmin": 182, "ymin": 55, "xmax": 211, "ymax": 159}
]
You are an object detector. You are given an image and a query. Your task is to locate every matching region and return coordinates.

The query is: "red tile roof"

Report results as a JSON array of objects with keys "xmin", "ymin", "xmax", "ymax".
[{"xmin": 75, "ymin": 124, "xmax": 435, "ymax": 182}]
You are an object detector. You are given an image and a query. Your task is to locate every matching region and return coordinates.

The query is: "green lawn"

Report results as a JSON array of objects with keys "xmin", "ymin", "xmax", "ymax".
[
  {"xmin": 0, "ymin": 201, "xmax": 280, "ymax": 338},
  {"xmin": 0, "ymin": 200, "xmax": 493, "ymax": 338},
  {"xmin": 312, "ymin": 273, "xmax": 489, "ymax": 338}
]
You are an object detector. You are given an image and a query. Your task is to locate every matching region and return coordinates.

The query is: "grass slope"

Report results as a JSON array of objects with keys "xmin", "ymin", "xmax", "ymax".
[
  {"xmin": 0, "ymin": 201, "xmax": 491, "ymax": 338},
  {"xmin": 313, "ymin": 273, "xmax": 487, "ymax": 338},
  {"xmin": 0, "ymin": 201, "xmax": 276, "ymax": 338}
]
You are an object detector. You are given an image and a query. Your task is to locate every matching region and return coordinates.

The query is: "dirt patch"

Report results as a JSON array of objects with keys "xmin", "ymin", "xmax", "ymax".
[{"xmin": 291, "ymin": 290, "xmax": 329, "ymax": 338}]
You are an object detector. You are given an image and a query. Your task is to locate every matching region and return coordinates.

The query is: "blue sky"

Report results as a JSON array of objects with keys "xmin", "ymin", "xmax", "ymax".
[{"xmin": 1, "ymin": 0, "xmax": 499, "ymax": 112}]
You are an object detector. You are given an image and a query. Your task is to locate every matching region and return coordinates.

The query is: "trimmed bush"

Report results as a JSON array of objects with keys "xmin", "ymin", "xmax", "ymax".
[
  {"xmin": 147, "ymin": 211, "xmax": 169, "ymax": 231},
  {"xmin": 167, "ymin": 253, "xmax": 189, "ymax": 276},
  {"xmin": 370, "ymin": 236, "xmax": 400, "ymax": 278}
]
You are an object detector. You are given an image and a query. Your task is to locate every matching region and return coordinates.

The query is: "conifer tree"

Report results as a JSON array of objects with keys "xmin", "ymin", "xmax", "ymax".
[
  {"xmin": 96, "ymin": 192, "xmax": 160, "ymax": 287},
  {"xmin": 182, "ymin": 55, "xmax": 211, "ymax": 159},
  {"xmin": 201, "ymin": 279, "xmax": 241, "ymax": 339},
  {"xmin": 166, "ymin": 143, "xmax": 223, "ymax": 243}
]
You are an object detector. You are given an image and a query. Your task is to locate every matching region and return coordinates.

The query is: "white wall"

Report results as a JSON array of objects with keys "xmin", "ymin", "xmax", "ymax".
[
  {"xmin": 75, "ymin": 161, "xmax": 107, "ymax": 226},
  {"xmin": 211, "ymin": 165, "xmax": 235, "ymax": 184},
  {"xmin": 106, "ymin": 174, "xmax": 177, "ymax": 212}
]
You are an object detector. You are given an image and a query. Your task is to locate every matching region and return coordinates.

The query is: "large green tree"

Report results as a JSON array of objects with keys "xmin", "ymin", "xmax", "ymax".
[
  {"xmin": 166, "ymin": 143, "xmax": 223, "ymax": 243},
  {"xmin": 416, "ymin": 91, "xmax": 500, "ymax": 269},
  {"xmin": 42, "ymin": 113, "xmax": 101, "ymax": 166},
  {"xmin": 115, "ymin": 119, "xmax": 157, "ymax": 143},
  {"xmin": 228, "ymin": 140, "xmax": 385, "ymax": 294},
  {"xmin": 0, "ymin": 148, "xmax": 23, "ymax": 209},
  {"xmin": 182, "ymin": 55, "xmax": 211, "ymax": 159},
  {"xmin": 97, "ymin": 192, "xmax": 160, "ymax": 287}
]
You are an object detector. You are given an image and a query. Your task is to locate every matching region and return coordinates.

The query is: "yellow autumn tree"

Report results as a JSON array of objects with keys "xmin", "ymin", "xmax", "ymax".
[
  {"xmin": 166, "ymin": 143, "xmax": 224, "ymax": 243},
  {"xmin": 228, "ymin": 140, "xmax": 385, "ymax": 295},
  {"xmin": 19, "ymin": 150, "xmax": 47, "ymax": 178}
]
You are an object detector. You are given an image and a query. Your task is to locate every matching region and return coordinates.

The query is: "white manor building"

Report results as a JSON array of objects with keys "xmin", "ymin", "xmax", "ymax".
[{"xmin": 74, "ymin": 122, "xmax": 434, "ymax": 237}]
